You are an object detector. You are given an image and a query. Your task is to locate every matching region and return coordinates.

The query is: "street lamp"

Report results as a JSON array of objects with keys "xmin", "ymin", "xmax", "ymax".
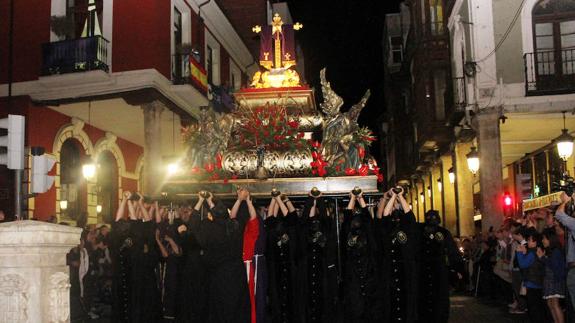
[
  {"xmin": 427, "ymin": 186, "xmax": 431, "ymax": 197},
  {"xmin": 437, "ymin": 179, "xmax": 442, "ymax": 192},
  {"xmin": 96, "ymin": 204, "xmax": 102, "ymax": 214},
  {"xmin": 466, "ymin": 146, "xmax": 479, "ymax": 175},
  {"xmin": 420, "ymin": 192, "xmax": 424, "ymax": 203},
  {"xmin": 448, "ymin": 167, "xmax": 455, "ymax": 184},
  {"xmin": 167, "ymin": 162, "xmax": 180, "ymax": 175},
  {"xmin": 555, "ymin": 111, "xmax": 574, "ymax": 162},
  {"xmin": 59, "ymin": 200, "xmax": 68, "ymax": 211},
  {"xmin": 82, "ymin": 162, "xmax": 96, "ymax": 180}
]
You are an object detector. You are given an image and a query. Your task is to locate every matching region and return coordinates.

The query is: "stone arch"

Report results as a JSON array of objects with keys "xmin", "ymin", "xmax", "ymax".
[
  {"xmin": 52, "ymin": 119, "xmax": 96, "ymax": 223},
  {"xmin": 521, "ymin": 0, "xmax": 541, "ymax": 55},
  {"xmin": 93, "ymin": 132, "xmax": 126, "ymax": 177}
]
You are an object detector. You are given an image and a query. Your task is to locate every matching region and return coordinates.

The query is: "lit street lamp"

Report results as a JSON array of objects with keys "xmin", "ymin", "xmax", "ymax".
[
  {"xmin": 96, "ymin": 204, "xmax": 102, "ymax": 214},
  {"xmin": 437, "ymin": 179, "xmax": 442, "ymax": 192},
  {"xmin": 59, "ymin": 200, "xmax": 68, "ymax": 211},
  {"xmin": 448, "ymin": 167, "xmax": 455, "ymax": 184},
  {"xmin": 466, "ymin": 147, "xmax": 479, "ymax": 175},
  {"xmin": 82, "ymin": 162, "xmax": 96, "ymax": 180},
  {"xmin": 555, "ymin": 111, "xmax": 574, "ymax": 162}
]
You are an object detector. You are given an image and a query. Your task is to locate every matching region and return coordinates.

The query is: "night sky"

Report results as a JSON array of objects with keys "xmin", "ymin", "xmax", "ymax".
[{"xmin": 286, "ymin": 0, "xmax": 402, "ymax": 158}]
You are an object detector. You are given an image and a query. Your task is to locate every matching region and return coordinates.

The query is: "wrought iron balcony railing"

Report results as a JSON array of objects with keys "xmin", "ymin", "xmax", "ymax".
[
  {"xmin": 41, "ymin": 36, "xmax": 109, "ymax": 75},
  {"xmin": 172, "ymin": 54, "xmax": 208, "ymax": 95},
  {"xmin": 524, "ymin": 48, "xmax": 575, "ymax": 95}
]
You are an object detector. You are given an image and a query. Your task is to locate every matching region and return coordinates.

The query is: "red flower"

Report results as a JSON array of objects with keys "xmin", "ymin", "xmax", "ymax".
[
  {"xmin": 311, "ymin": 151, "xmax": 319, "ymax": 159},
  {"xmin": 297, "ymin": 132, "xmax": 305, "ymax": 139},
  {"xmin": 264, "ymin": 130, "xmax": 270, "ymax": 137},
  {"xmin": 204, "ymin": 163, "xmax": 215, "ymax": 173},
  {"xmin": 223, "ymin": 178, "xmax": 229, "ymax": 183},
  {"xmin": 345, "ymin": 168, "xmax": 357, "ymax": 176},
  {"xmin": 358, "ymin": 146, "xmax": 365, "ymax": 159},
  {"xmin": 210, "ymin": 173, "xmax": 220, "ymax": 180},
  {"xmin": 377, "ymin": 173, "xmax": 384, "ymax": 183},
  {"xmin": 371, "ymin": 166, "xmax": 380, "ymax": 175},
  {"xmin": 216, "ymin": 154, "xmax": 223, "ymax": 169},
  {"xmin": 255, "ymin": 119, "xmax": 262, "ymax": 126},
  {"xmin": 358, "ymin": 164, "xmax": 369, "ymax": 176},
  {"xmin": 312, "ymin": 141, "xmax": 321, "ymax": 149},
  {"xmin": 191, "ymin": 167, "xmax": 201, "ymax": 174},
  {"xmin": 287, "ymin": 120, "xmax": 299, "ymax": 129},
  {"xmin": 335, "ymin": 165, "xmax": 341, "ymax": 172},
  {"xmin": 318, "ymin": 168, "xmax": 327, "ymax": 177},
  {"xmin": 231, "ymin": 175, "xmax": 239, "ymax": 180},
  {"xmin": 312, "ymin": 169, "xmax": 317, "ymax": 175}
]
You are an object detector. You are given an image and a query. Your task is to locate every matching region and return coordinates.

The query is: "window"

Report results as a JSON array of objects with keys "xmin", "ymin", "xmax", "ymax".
[
  {"xmin": 172, "ymin": 8, "xmax": 183, "ymax": 81},
  {"xmin": 533, "ymin": 0, "xmax": 575, "ymax": 79},
  {"xmin": 65, "ymin": 0, "xmax": 103, "ymax": 39},
  {"xmin": 429, "ymin": 0, "xmax": 444, "ymax": 36},
  {"xmin": 391, "ymin": 36, "xmax": 403, "ymax": 64},
  {"xmin": 60, "ymin": 139, "xmax": 86, "ymax": 222},
  {"xmin": 207, "ymin": 45, "xmax": 213, "ymax": 85}
]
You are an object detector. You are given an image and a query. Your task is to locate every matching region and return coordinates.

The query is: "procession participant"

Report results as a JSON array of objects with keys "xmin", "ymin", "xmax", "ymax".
[
  {"xmin": 341, "ymin": 187, "xmax": 382, "ymax": 322},
  {"xmin": 127, "ymin": 192, "xmax": 161, "ymax": 323},
  {"xmin": 233, "ymin": 188, "xmax": 261, "ymax": 323},
  {"xmin": 177, "ymin": 197, "xmax": 208, "ymax": 322},
  {"xmin": 298, "ymin": 189, "xmax": 336, "ymax": 323},
  {"xmin": 417, "ymin": 210, "xmax": 463, "ymax": 323},
  {"xmin": 155, "ymin": 204, "xmax": 182, "ymax": 321},
  {"xmin": 265, "ymin": 191, "xmax": 299, "ymax": 323},
  {"xmin": 189, "ymin": 191, "xmax": 251, "ymax": 323},
  {"xmin": 379, "ymin": 187, "xmax": 419, "ymax": 323}
]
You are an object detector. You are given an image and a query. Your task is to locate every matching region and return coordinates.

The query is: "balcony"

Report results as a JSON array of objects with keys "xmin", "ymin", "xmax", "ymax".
[
  {"xmin": 172, "ymin": 54, "xmax": 208, "ymax": 95},
  {"xmin": 41, "ymin": 36, "xmax": 109, "ymax": 75},
  {"xmin": 524, "ymin": 49, "xmax": 575, "ymax": 96}
]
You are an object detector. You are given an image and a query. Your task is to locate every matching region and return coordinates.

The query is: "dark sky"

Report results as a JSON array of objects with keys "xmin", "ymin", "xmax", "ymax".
[{"xmin": 286, "ymin": 0, "xmax": 402, "ymax": 157}]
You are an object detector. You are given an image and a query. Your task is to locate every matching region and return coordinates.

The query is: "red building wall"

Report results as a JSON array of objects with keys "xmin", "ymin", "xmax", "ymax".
[
  {"xmin": 112, "ymin": 0, "xmax": 171, "ymax": 78},
  {"xmin": 0, "ymin": 96, "xmax": 143, "ymax": 221},
  {"xmin": 0, "ymin": 0, "xmax": 51, "ymax": 83}
]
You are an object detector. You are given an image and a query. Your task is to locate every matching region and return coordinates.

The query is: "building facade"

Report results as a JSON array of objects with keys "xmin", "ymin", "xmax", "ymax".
[
  {"xmin": 383, "ymin": 0, "xmax": 575, "ymax": 236},
  {"xmin": 0, "ymin": 0, "xmax": 269, "ymax": 224}
]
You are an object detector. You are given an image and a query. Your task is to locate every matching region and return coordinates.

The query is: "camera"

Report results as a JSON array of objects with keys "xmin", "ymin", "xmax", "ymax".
[
  {"xmin": 552, "ymin": 172, "xmax": 575, "ymax": 196},
  {"xmin": 311, "ymin": 187, "xmax": 321, "ymax": 197},
  {"xmin": 271, "ymin": 188, "xmax": 281, "ymax": 197},
  {"xmin": 128, "ymin": 192, "xmax": 141, "ymax": 201},
  {"xmin": 392, "ymin": 186, "xmax": 403, "ymax": 194},
  {"xmin": 352, "ymin": 186, "xmax": 362, "ymax": 196}
]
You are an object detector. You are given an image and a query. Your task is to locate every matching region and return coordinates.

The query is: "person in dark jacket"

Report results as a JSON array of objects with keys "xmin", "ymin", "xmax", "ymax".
[
  {"xmin": 378, "ymin": 187, "xmax": 419, "ymax": 323},
  {"xmin": 188, "ymin": 191, "xmax": 251, "ymax": 323},
  {"xmin": 517, "ymin": 230, "xmax": 548, "ymax": 322},
  {"xmin": 341, "ymin": 188, "xmax": 382, "ymax": 322},
  {"xmin": 417, "ymin": 210, "xmax": 463, "ymax": 323},
  {"xmin": 540, "ymin": 228, "xmax": 565, "ymax": 323}
]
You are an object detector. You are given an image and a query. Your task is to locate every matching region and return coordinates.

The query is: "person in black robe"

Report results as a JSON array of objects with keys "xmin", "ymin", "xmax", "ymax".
[
  {"xmin": 341, "ymin": 188, "xmax": 382, "ymax": 322},
  {"xmin": 378, "ymin": 187, "xmax": 419, "ymax": 323},
  {"xmin": 298, "ymin": 191, "xmax": 337, "ymax": 323},
  {"xmin": 154, "ymin": 206, "xmax": 182, "ymax": 322},
  {"xmin": 265, "ymin": 192, "xmax": 300, "ymax": 323},
  {"xmin": 417, "ymin": 210, "xmax": 463, "ymax": 323},
  {"xmin": 189, "ymin": 190, "xmax": 251, "ymax": 323},
  {"xmin": 177, "ymin": 202, "xmax": 208, "ymax": 323}
]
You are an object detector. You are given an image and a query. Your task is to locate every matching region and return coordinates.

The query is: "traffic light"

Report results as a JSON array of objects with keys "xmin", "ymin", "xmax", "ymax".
[
  {"xmin": 503, "ymin": 192, "xmax": 514, "ymax": 217},
  {"xmin": 0, "ymin": 114, "xmax": 25, "ymax": 170},
  {"xmin": 32, "ymin": 151, "xmax": 57, "ymax": 194}
]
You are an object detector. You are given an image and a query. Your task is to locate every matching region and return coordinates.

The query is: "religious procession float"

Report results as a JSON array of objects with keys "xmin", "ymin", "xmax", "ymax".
[{"xmin": 162, "ymin": 13, "xmax": 381, "ymax": 200}]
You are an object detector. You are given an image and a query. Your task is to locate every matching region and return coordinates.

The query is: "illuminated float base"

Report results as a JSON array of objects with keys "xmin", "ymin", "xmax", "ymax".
[{"xmin": 163, "ymin": 175, "xmax": 379, "ymax": 199}]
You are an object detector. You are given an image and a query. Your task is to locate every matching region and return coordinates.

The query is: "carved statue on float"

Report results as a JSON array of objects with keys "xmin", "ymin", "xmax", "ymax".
[
  {"xmin": 184, "ymin": 106, "xmax": 234, "ymax": 169},
  {"xmin": 319, "ymin": 68, "xmax": 371, "ymax": 169}
]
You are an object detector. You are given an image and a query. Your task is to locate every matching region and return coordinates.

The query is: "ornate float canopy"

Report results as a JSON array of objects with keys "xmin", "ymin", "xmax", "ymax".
[{"xmin": 161, "ymin": 14, "xmax": 381, "ymax": 199}]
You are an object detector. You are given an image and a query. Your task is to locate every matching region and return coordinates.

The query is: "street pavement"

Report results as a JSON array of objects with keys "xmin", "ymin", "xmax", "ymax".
[{"xmin": 450, "ymin": 295, "xmax": 528, "ymax": 323}]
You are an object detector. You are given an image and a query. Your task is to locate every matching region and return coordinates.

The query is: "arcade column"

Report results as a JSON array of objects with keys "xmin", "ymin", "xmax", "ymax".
[{"xmin": 142, "ymin": 101, "xmax": 165, "ymax": 197}]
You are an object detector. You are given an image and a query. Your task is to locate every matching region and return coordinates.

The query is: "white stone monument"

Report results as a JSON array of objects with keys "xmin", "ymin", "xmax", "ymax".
[{"xmin": 0, "ymin": 220, "xmax": 82, "ymax": 323}]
